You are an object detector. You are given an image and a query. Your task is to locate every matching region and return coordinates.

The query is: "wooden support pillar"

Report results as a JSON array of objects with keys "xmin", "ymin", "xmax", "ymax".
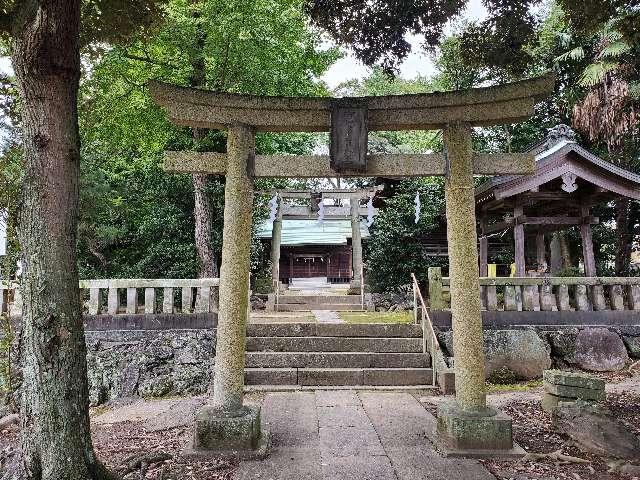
[
  {"xmin": 211, "ymin": 124, "xmax": 255, "ymax": 413},
  {"xmin": 536, "ymin": 232, "xmax": 546, "ymax": 269},
  {"xmin": 479, "ymin": 216, "xmax": 488, "ymax": 277},
  {"xmin": 350, "ymin": 199, "xmax": 363, "ymax": 290},
  {"xmin": 270, "ymin": 194, "xmax": 283, "ymax": 286},
  {"xmin": 443, "ymin": 123, "xmax": 486, "ymax": 411},
  {"xmin": 479, "ymin": 216, "xmax": 488, "ymax": 310},
  {"xmin": 580, "ymin": 206, "xmax": 596, "ymax": 277},
  {"xmin": 514, "ymin": 203, "xmax": 525, "ymax": 276}
]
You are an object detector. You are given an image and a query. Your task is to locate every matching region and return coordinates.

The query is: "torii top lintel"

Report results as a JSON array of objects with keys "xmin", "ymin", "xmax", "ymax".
[{"xmin": 149, "ymin": 74, "xmax": 554, "ymax": 133}]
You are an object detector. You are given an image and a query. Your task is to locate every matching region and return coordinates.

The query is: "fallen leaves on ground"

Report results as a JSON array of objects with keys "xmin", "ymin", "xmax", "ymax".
[
  {"xmin": 483, "ymin": 391, "xmax": 640, "ymax": 480},
  {"xmin": 91, "ymin": 421, "xmax": 237, "ymax": 479}
]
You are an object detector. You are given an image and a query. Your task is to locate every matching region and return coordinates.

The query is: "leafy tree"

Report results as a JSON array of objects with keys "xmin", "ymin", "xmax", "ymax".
[
  {"xmin": 76, "ymin": 0, "xmax": 338, "ymax": 280},
  {"xmin": 0, "ymin": 1, "xmax": 164, "ymax": 478},
  {"xmin": 367, "ymin": 179, "xmax": 446, "ymax": 291}
]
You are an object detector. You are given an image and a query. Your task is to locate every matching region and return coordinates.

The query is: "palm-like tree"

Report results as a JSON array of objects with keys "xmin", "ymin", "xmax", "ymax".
[{"xmin": 557, "ymin": 19, "xmax": 639, "ymax": 275}]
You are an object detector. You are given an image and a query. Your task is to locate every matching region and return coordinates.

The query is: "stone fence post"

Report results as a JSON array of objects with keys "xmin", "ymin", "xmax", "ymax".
[{"xmin": 428, "ymin": 267, "xmax": 445, "ymax": 311}]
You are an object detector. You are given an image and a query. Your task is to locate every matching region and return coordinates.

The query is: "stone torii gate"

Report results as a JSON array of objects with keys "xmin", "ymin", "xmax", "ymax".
[
  {"xmin": 150, "ymin": 73, "xmax": 554, "ymax": 458},
  {"xmin": 261, "ymin": 186, "xmax": 383, "ymax": 290}
]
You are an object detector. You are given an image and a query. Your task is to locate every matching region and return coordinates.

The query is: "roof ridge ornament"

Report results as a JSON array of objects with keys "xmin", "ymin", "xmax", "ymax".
[{"xmin": 546, "ymin": 124, "xmax": 576, "ymax": 148}]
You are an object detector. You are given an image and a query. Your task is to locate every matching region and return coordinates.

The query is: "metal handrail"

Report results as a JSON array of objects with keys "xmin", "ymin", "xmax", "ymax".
[{"xmin": 411, "ymin": 272, "xmax": 440, "ymax": 387}]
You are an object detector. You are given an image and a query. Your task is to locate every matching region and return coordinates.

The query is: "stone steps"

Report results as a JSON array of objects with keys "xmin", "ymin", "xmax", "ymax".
[
  {"xmin": 276, "ymin": 303, "xmax": 365, "ymax": 311},
  {"xmin": 272, "ymin": 293, "xmax": 370, "ymax": 311},
  {"xmin": 277, "ymin": 294, "xmax": 363, "ymax": 304},
  {"xmin": 244, "ymin": 322, "xmax": 430, "ymax": 387},
  {"xmin": 246, "ymin": 336, "xmax": 422, "ymax": 353},
  {"xmin": 246, "ymin": 323, "xmax": 422, "ymax": 338},
  {"xmin": 244, "ymin": 367, "xmax": 433, "ymax": 386},
  {"xmin": 245, "ymin": 352, "xmax": 431, "ymax": 368}
]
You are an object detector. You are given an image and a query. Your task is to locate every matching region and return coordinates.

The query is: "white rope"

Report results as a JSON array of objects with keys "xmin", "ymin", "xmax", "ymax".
[
  {"xmin": 414, "ymin": 191, "xmax": 421, "ymax": 224},
  {"xmin": 366, "ymin": 193, "xmax": 374, "ymax": 227},
  {"xmin": 317, "ymin": 199, "xmax": 325, "ymax": 225},
  {"xmin": 268, "ymin": 195, "xmax": 278, "ymax": 223}
]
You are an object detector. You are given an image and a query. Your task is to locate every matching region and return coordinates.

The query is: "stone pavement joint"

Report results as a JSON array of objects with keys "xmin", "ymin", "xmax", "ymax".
[{"xmin": 233, "ymin": 390, "xmax": 496, "ymax": 480}]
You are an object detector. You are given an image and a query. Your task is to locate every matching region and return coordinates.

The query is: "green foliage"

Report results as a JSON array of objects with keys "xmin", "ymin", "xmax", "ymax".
[
  {"xmin": 75, "ymin": 0, "xmax": 338, "ymax": 279},
  {"xmin": 366, "ymin": 179, "xmax": 447, "ymax": 292},
  {"xmin": 0, "ymin": 144, "xmax": 21, "ymax": 275}
]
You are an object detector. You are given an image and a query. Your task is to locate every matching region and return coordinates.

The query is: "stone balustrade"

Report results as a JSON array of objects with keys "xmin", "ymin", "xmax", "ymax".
[
  {"xmin": 1, "ymin": 278, "xmax": 220, "ymax": 316},
  {"xmin": 427, "ymin": 267, "xmax": 640, "ymax": 312}
]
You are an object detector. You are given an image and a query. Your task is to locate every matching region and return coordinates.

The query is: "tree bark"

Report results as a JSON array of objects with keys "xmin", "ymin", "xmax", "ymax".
[
  {"xmin": 190, "ymin": 0, "xmax": 218, "ymax": 279},
  {"xmin": 10, "ymin": 2, "xmax": 113, "ymax": 479},
  {"xmin": 614, "ymin": 197, "xmax": 632, "ymax": 276},
  {"xmin": 558, "ymin": 232, "xmax": 572, "ymax": 270},
  {"xmin": 193, "ymin": 170, "xmax": 218, "ymax": 278}
]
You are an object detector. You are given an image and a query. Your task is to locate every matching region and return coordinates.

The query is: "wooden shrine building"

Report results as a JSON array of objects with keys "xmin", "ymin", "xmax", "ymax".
[
  {"xmin": 256, "ymin": 203, "xmax": 370, "ymax": 284},
  {"xmin": 476, "ymin": 124, "xmax": 640, "ymax": 277}
]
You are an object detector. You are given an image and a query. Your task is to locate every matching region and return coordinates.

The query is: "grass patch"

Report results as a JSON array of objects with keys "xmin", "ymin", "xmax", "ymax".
[
  {"xmin": 485, "ymin": 378, "xmax": 543, "ymax": 394},
  {"xmin": 338, "ymin": 311, "xmax": 413, "ymax": 324}
]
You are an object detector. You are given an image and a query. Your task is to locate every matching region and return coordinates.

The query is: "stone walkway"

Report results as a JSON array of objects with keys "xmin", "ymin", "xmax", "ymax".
[
  {"xmin": 234, "ymin": 390, "xmax": 494, "ymax": 480},
  {"xmin": 311, "ymin": 310, "xmax": 343, "ymax": 323}
]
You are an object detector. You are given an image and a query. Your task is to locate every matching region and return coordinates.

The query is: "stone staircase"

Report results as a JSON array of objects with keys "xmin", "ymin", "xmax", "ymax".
[
  {"xmin": 243, "ymin": 323, "xmax": 432, "ymax": 388},
  {"xmin": 273, "ymin": 294, "xmax": 369, "ymax": 311}
]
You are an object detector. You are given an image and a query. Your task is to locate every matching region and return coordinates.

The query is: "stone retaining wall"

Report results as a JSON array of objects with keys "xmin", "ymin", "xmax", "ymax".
[
  {"xmin": 436, "ymin": 323, "xmax": 640, "ymax": 381},
  {"xmin": 2, "ymin": 313, "xmax": 639, "ymax": 408},
  {"xmin": 85, "ymin": 314, "xmax": 217, "ymax": 405}
]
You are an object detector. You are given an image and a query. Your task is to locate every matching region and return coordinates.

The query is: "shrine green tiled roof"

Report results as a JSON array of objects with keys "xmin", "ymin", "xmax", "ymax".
[{"xmin": 256, "ymin": 219, "xmax": 369, "ymax": 246}]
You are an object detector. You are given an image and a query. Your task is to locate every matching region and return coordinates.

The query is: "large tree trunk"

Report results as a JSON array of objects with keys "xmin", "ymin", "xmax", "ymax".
[
  {"xmin": 11, "ymin": 2, "xmax": 113, "ymax": 479},
  {"xmin": 190, "ymin": 0, "xmax": 218, "ymax": 279},
  {"xmin": 614, "ymin": 197, "xmax": 632, "ymax": 276},
  {"xmin": 193, "ymin": 170, "xmax": 218, "ymax": 277},
  {"xmin": 558, "ymin": 232, "xmax": 572, "ymax": 270}
]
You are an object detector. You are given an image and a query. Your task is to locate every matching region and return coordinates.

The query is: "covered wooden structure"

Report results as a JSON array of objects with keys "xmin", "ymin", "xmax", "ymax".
[
  {"xmin": 476, "ymin": 124, "xmax": 640, "ymax": 277},
  {"xmin": 256, "ymin": 203, "xmax": 371, "ymax": 283},
  {"xmin": 257, "ymin": 187, "xmax": 380, "ymax": 287}
]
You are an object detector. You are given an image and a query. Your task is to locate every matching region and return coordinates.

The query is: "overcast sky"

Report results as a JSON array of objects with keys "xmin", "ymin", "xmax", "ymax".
[{"xmin": 321, "ymin": 0, "xmax": 488, "ymax": 88}]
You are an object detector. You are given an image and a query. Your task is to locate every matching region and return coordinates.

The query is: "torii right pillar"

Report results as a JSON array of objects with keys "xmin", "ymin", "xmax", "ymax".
[{"xmin": 437, "ymin": 123, "xmax": 521, "ymax": 456}]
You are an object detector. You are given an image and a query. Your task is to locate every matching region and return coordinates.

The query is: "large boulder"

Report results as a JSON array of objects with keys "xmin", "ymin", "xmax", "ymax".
[
  {"xmin": 616, "ymin": 327, "xmax": 640, "ymax": 359},
  {"xmin": 575, "ymin": 328, "xmax": 629, "ymax": 372},
  {"xmin": 484, "ymin": 330, "xmax": 552, "ymax": 380},
  {"xmin": 440, "ymin": 329, "xmax": 552, "ymax": 380},
  {"xmin": 553, "ymin": 402, "xmax": 640, "ymax": 460},
  {"xmin": 545, "ymin": 329, "xmax": 578, "ymax": 365}
]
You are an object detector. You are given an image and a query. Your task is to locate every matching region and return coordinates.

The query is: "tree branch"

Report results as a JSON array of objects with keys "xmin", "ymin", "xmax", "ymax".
[{"xmin": 121, "ymin": 51, "xmax": 179, "ymax": 70}]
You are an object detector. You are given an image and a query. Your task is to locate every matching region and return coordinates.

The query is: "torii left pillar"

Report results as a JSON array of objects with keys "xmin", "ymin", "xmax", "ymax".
[{"xmin": 190, "ymin": 124, "xmax": 268, "ymax": 458}]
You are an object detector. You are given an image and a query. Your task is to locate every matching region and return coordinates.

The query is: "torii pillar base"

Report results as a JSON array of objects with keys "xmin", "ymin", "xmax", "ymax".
[
  {"xmin": 435, "ymin": 402, "xmax": 524, "ymax": 458},
  {"xmin": 185, "ymin": 405, "xmax": 270, "ymax": 461}
]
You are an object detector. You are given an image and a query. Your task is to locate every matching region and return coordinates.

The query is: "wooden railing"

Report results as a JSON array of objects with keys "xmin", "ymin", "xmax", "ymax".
[
  {"xmin": 2, "ymin": 278, "xmax": 220, "ymax": 316},
  {"xmin": 427, "ymin": 266, "xmax": 640, "ymax": 312}
]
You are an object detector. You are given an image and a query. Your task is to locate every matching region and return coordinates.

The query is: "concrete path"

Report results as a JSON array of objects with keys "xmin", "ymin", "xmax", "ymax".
[
  {"xmin": 311, "ymin": 310, "xmax": 343, "ymax": 323},
  {"xmin": 234, "ymin": 390, "xmax": 494, "ymax": 480}
]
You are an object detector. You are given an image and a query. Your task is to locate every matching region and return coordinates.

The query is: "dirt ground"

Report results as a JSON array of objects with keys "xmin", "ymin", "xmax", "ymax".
[{"xmin": 2, "ymin": 371, "xmax": 640, "ymax": 479}]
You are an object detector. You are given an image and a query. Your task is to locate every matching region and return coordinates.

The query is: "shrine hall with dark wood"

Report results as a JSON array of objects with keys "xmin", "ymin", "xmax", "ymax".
[{"xmin": 475, "ymin": 124, "xmax": 640, "ymax": 277}]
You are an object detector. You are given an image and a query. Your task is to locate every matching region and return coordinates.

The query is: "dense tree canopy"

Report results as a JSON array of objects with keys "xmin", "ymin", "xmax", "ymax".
[{"xmin": 75, "ymin": 0, "xmax": 338, "ymax": 279}]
